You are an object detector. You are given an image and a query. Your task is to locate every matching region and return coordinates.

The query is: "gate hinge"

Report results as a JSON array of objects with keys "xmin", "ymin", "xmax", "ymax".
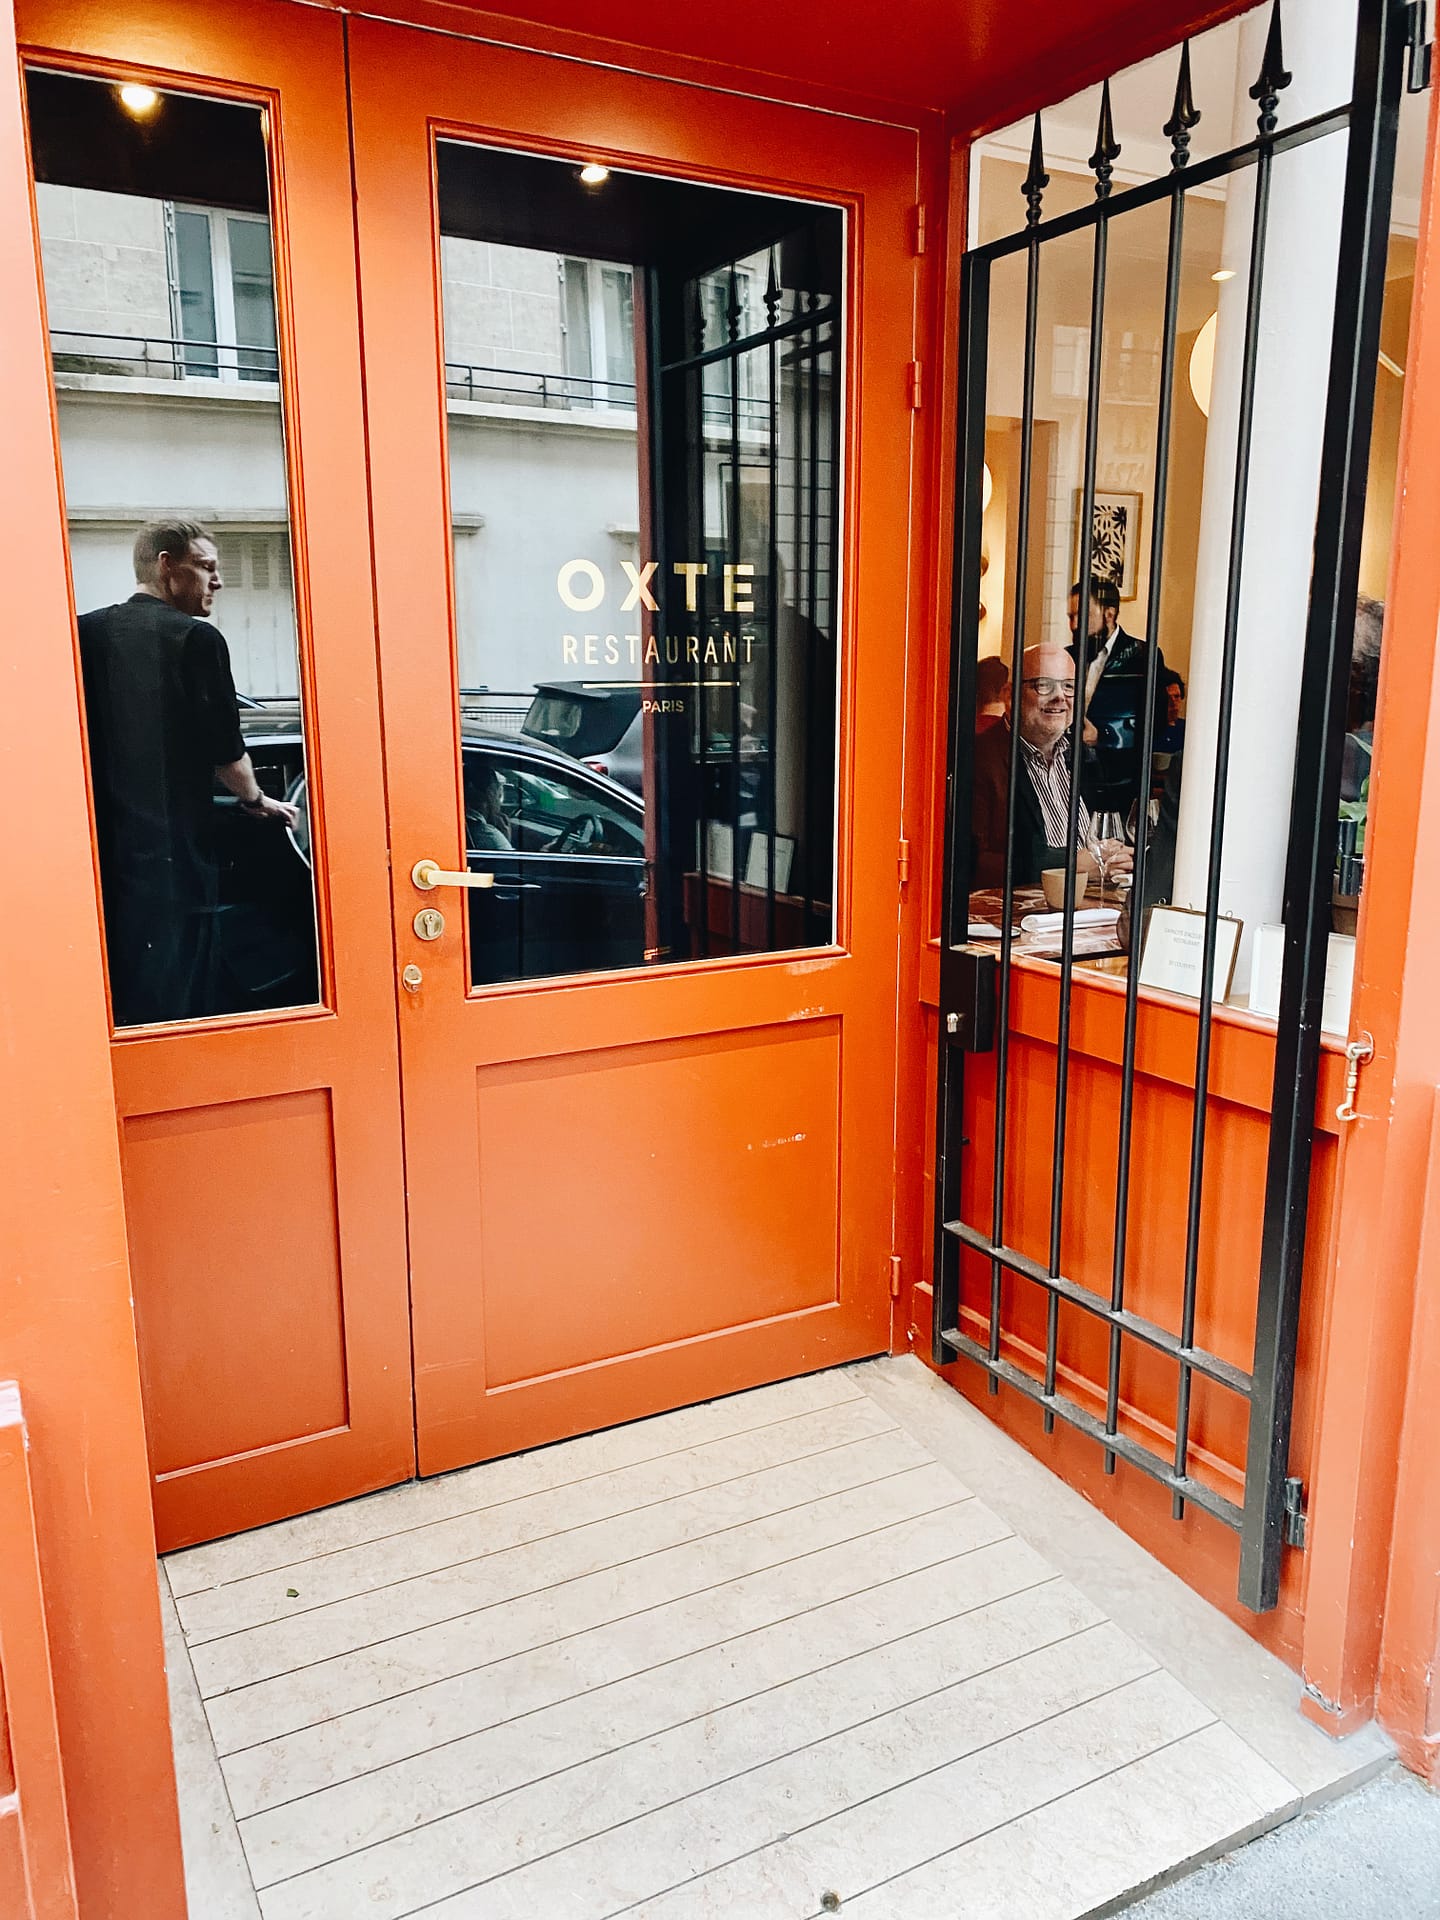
[
  {"xmin": 898, "ymin": 836, "xmax": 912, "ymax": 885},
  {"xmin": 1409, "ymin": 0, "xmax": 1433, "ymax": 89},
  {"xmin": 912, "ymin": 202, "xmax": 927, "ymax": 255},
  {"xmin": 1283, "ymin": 1476, "xmax": 1308, "ymax": 1549},
  {"xmin": 907, "ymin": 360, "xmax": 923, "ymax": 410},
  {"xmin": 889, "ymin": 1254, "xmax": 903, "ymax": 1299}
]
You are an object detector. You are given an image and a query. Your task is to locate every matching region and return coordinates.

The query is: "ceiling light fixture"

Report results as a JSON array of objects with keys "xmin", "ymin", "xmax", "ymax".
[
  {"xmin": 578, "ymin": 163, "xmax": 610, "ymax": 186},
  {"xmin": 118, "ymin": 83, "xmax": 160, "ymax": 117},
  {"xmin": 1211, "ymin": 268, "xmax": 1237, "ymax": 283}
]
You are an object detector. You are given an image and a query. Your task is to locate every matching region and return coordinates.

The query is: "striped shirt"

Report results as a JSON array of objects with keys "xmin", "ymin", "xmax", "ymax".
[{"xmin": 1018, "ymin": 733, "xmax": 1097, "ymax": 854}]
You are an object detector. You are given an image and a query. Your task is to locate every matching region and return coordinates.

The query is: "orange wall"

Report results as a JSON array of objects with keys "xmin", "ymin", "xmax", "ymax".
[{"xmin": 0, "ymin": 11, "xmax": 186, "ymax": 1914}]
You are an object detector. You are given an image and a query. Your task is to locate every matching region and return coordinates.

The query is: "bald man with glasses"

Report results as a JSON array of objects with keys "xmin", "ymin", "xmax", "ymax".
[{"xmin": 969, "ymin": 644, "xmax": 1131, "ymax": 889}]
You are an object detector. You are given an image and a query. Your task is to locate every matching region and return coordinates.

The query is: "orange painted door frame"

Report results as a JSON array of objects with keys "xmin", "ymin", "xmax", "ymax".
[
  {"xmin": 15, "ymin": 0, "xmax": 416, "ymax": 1550},
  {"xmin": 348, "ymin": 19, "xmax": 916, "ymax": 1472}
]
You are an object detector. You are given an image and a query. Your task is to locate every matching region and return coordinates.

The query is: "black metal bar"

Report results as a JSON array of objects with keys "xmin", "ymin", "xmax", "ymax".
[
  {"xmin": 985, "ymin": 123, "xmax": 1049, "ymax": 1390},
  {"xmin": 1106, "ymin": 69, "xmax": 1195, "ymax": 1470},
  {"xmin": 1173, "ymin": 2, "xmax": 1294, "ymax": 1512},
  {"xmin": 971, "ymin": 104, "xmax": 1350, "ymax": 264},
  {"xmin": 933, "ymin": 245, "xmax": 993, "ymax": 1368},
  {"xmin": 939, "ymin": 1328, "xmax": 1245, "ymax": 1529},
  {"xmin": 1173, "ymin": 77, "xmax": 1284, "ymax": 1524},
  {"xmin": 660, "ymin": 300, "xmax": 839, "ymax": 375},
  {"xmin": 729, "ymin": 271, "xmax": 744, "ymax": 956},
  {"xmin": 826, "ymin": 311, "xmax": 842, "ymax": 937},
  {"xmin": 1243, "ymin": 0, "xmax": 1405, "ymax": 1611},
  {"xmin": 765, "ymin": 252, "xmax": 780, "ymax": 953},
  {"xmin": 692, "ymin": 343, "xmax": 711, "ymax": 960},
  {"xmin": 942, "ymin": 1218, "xmax": 1253, "ymax": 1395},
  {"xmin": 1046, "ymin": 147, "xmax": 1113, "ymax": 1427},
  {"xmin": 802, "ymin": 305, "xmax": 821, "ymax": 937}
]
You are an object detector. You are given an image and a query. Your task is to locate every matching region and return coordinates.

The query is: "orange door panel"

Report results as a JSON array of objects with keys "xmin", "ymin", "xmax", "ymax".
[
  {"xmin": 17, "ymin": 0, "xmax": 415, "ymax": 1548},
  {"xmin": 348, "ymin": 21, "xmax": 914, "ymax": 1471}
]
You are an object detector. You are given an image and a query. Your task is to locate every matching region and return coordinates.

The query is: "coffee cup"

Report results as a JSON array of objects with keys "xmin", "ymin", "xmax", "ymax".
[{"xmin": 1041, "ymin": 866, "xmax": 1088, "ymax": 911}]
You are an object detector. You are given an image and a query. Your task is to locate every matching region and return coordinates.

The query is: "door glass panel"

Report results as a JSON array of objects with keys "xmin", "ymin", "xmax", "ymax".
[
  {"xmin": 26, "ymin": 70, "xmax": 319, "ymax": 1029},
  {"xmin": 437, "ymin": 142, "xmax": 844, "ymax": 987}
]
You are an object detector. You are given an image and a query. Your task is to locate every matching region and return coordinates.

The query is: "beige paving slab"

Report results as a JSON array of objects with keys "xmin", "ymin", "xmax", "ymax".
[
  {"xmin": 179, "ymin": 1395, "xmax": 903, "ymax": 1645},
  {"xmin": 834, "ymin": 1719, "xmax": 1298, "ymax": 1919},
  {"xmin": 397, "ymin": 1628, "xmax": 1170, "ymax": 1920},
  {"xmin": 851, "ymin": 1356, "xmax": 1394, "ymax": 1803},
  {"xmin": 206, "ymin": 1459, "xmax": 962, "ymax": 1755},
  {"xmin": 223, "ymin": 1501, "xmax": 1018, "ymax": 1820},
  {"xmin": 167, "ymin": 1369, "xmax": 864, "ymax": 1599},
  {"xmin": 621, "ymin": 1672, "xmax": 1216, "ymax": 1920},
  {"xmin": 243, "ymin": 1566, "xmax": 1095, "ymax": 1897},
  {"xmin": 191, "ymin": 1424, "xmax": 931, "ymax": 1698},
  {"xmin": 158, "ymin": 1574, "xmax": 262, "ymax": 1920}
]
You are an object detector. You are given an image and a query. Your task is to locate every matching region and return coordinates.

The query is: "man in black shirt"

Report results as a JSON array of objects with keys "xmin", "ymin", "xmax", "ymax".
[
  {"xmin": 1067, "ymin": 574, "xmax": 1167, "ymax": 819},
  {"xmin": 78, "ymin": 518, "xmax": 297, "ymax": 1026}
]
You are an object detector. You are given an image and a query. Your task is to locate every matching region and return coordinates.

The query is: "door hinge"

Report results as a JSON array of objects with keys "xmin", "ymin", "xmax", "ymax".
[
  {"xmin": 907, "ymin": 360, "xmax": 923, "ymax": 410},
  {"xmin": 889, "ymin": 1255, "xmax": 903, "ymax": 1299},
  {"xmin": 898, "ymin": 836, "xmax": 912, "ymax": 885},
  {"xmin": 1283, "ymin": 1476, "xmax": 1308, "ymax": 1550},
  {"xmin": 1409, "ymin": 0, "xmax": 1433, "ymax": 90},
  {"xmin": 912, "ymin": 202, "xmax": 927, "ymax": 255}
]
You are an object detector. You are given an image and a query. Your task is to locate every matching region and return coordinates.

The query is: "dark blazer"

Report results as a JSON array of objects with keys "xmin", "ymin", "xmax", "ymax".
[
  {"xmin": 1070, "ymin": 626, "xmax": 1166, "ymax": 814},
  {"xmin": 969, "ymin": 721, "xmax": 1070, "ymax": 889}
]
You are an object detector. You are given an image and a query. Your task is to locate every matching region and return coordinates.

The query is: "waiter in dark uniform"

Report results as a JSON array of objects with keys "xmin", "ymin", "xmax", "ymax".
[
  {"xmin": 78, "ymin": 518, "xmax": 297, "ymax": 1026},
  {"xmin": 1067, "ymin": 574, "xmax": 1167, "ymax": 818}
]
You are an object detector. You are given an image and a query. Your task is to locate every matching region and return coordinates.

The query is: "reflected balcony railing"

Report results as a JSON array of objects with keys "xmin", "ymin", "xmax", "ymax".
[
  {"xmin": 444, "ymin": 357, "xmax": 777, "ymax": 429},
  {"xmin": 48, "ymin": 333, "xmax": 780, "ymax": 433},
  {"xmin": 49, "ymin": 329, "xmax": 280, "ymax": 383}
]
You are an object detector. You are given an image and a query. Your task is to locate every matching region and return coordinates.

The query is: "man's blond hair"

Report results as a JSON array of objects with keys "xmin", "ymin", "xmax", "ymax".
[{"xmin": 132, "ymin": 518, "xmax": 213, "ymax": 585}]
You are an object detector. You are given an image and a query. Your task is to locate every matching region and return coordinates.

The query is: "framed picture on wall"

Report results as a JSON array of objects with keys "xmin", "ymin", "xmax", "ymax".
[{"xmin": 1073, "ymin": 489, "xmax": 1143, "ymax": 600}]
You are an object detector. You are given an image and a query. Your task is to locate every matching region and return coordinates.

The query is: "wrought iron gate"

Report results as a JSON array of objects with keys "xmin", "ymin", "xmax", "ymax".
[{"xmin": 933, "ymin": 0, "xmax": 1413, "ymax": 1609}]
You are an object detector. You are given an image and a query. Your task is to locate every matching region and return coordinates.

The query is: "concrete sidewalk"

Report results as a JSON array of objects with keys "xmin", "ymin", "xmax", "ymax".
[{"xmin": 1115, "ymin": 1768, "xmax": 1440, "ymax": 1918}]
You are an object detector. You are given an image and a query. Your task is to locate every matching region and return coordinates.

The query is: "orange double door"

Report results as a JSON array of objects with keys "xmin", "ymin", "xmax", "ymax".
[{"xmin": 19, "ymin": 0, "xmax": 918, "ymax": 1549}]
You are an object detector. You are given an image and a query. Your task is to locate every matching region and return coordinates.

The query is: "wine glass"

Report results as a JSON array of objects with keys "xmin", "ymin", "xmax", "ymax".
[{"xmin": 1095, "ymin": 811, "xmax": 1124, "ymax": 890}]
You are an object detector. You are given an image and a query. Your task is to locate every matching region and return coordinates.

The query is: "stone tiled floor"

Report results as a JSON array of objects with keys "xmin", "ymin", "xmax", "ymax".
[{"xmin": 160, "ymin": 1357, "xmax": 1392, "ymax": 1919}]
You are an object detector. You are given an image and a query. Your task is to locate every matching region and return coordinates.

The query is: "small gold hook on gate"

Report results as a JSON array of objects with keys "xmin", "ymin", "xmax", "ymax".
[{"xmin": 1336, "ymin": 1031, "xmax": 1374, "ymax": 1124}]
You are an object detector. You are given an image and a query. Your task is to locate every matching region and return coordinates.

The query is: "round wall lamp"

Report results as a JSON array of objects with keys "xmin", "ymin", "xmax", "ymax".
[{"xmin": 1189, "ymin": 311, "xmax": 1217, "ymax": 419}]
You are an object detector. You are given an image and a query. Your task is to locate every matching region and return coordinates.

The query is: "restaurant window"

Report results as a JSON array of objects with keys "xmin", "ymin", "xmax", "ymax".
[
  {"xmin": 959, "ymin": 1, "xmax": 1424, "ymax": 1030},
  {"xmin": 437, "ymin": 142, "xmax": 843, "ymax": 988}
]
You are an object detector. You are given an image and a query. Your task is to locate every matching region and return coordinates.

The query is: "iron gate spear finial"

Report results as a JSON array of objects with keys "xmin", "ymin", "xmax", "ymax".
[
  {"xmin": 1090, "ymin": 78, "xmax": 1122, "ymax": 198},
  {"xmin": 1022, "ymin": 113, "xmax": 1049, "ymax": 226},
  {"xmin": 1250, "ymin": 0, "xmax": 1293, "ymax": 137},
  {"xmin": 1164, "ymin": 41, "xmax": 1202, "ymax": 169}
]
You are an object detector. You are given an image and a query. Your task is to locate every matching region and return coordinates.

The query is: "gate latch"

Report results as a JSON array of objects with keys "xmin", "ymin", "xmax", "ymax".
[
  {"xmin": 1336, "ymin": 1031, "xmax": 1375, "ymax": 1124},
  {"xmin": 1283, "ymin": 1476, "xmax": 1308, "ymax": 1550}
]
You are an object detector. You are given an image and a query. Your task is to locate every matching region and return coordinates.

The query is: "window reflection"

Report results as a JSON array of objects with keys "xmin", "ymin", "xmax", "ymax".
[
  {"xmin": 27, "ymin": 70, "xmax": 318, "ymax": 1027},
  {"xmin": 436, "ymin": 143, "xmax": 844, "ymax": 987}
]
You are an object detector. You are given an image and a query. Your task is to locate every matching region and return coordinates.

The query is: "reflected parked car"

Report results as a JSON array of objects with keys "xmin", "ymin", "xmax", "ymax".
[
  {"xmin": 274, "ymin": 708, "xmax": 647, "ymax": 989},
  {"xmin": 521, "ymin": 680, "xmax": 643, "ymax": 793},
  {"xmin": 209, "ymin": 700, "xmax": 316, "ymax": 1012}
]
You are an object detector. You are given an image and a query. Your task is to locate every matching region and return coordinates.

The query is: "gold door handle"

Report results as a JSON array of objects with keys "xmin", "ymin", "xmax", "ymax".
[{"xmin": 412, "ymin": 858, "xmax": 496, "ymax": 891}]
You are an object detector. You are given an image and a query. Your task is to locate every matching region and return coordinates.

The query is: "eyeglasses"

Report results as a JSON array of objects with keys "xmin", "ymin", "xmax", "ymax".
[{"xmin": 1021, "ymin": 677, "xmax": 1075, "ymax": 700}]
